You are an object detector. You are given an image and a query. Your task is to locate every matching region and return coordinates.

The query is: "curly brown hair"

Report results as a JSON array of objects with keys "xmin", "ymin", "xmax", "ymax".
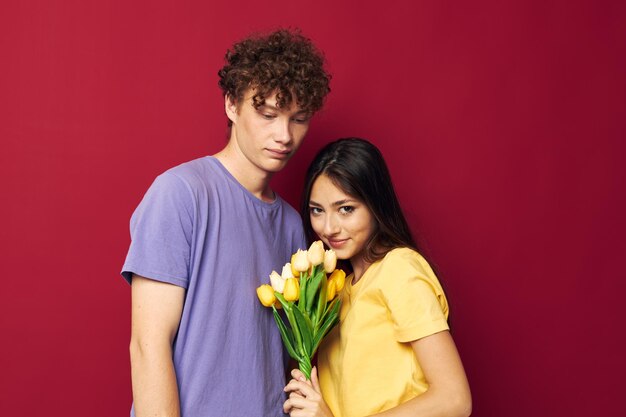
[{"xmin": 218, "ymin": 29, "xmax": 331, "ymax": 115}]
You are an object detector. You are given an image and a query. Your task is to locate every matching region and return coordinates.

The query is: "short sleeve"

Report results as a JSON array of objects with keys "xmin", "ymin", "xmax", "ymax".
[
  {"xmin": 379, "ymin": 250, "xmax": 449, "ymax": 342},
  {"xmin": 121, "ymin": 172, "xmax": 194, "ymax": 288}
]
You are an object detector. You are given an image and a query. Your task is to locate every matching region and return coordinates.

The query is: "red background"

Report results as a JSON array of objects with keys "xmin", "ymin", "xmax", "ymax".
[{"xmin": 2, "ymin": 1, "xmax": 625, "ymax": 416}]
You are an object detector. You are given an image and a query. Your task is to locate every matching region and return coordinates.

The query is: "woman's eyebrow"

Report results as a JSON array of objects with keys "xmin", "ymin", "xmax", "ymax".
[
  {"xmin": 331, "ymin": 199, "xmax": 356, "ymax": 207},
  {"xmin": 309, "ymin": 199, "xmax": 357, "ymax": 207}
]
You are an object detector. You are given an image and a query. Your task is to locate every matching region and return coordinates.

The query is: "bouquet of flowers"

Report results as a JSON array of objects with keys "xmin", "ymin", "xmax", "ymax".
[{"xmin": 256, "ymin": 241, "xmax": 346, "ymax": 380}]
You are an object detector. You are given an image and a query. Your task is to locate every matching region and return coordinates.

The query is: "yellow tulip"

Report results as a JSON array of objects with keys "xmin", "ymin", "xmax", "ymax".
[
  {"xmin": 326, "ymin": 278, "xmax": 336, "ymax": 302},
  {"xmin": 290, "ymin": 255, "xmax": 299, "ymax": 276},
  {"xmin": 256, "ymin": 284, "xmax": 276, "ymax": 307},
  {"xmin": 307, "ymin": 241, "xmax": 325, "ymax": 266},
  {"xmin": 269, "ymin": 270, "xmax": 285, "ymax": 293},
  {"xmin": 323, "ymin": 249, "xmax": 337, "ymax": 273},
  {"xmin": 292, "ymin": 249, "xmax": 310, "ymax": 273},
  {"xmin": 329, "ymin": 269, "xmax": 346, "ymax": 292},
  {"xmin": 281, "ymin": 263, "xmax": 294, "ymax": 279},
  {"xmin": 283, "ymin": 278, "xmax": 300, "ymax": 301}
]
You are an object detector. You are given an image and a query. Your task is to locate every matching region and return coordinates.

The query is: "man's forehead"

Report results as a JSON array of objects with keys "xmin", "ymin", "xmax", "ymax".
[{"xmin": 248, "ymin": 90, "xmax": 306, "ymax": 114}]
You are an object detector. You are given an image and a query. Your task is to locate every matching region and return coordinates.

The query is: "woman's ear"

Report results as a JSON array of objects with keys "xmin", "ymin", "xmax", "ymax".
[{"xmin": 225, "ymin": 94, "xmax": 238, "ymax": 124}]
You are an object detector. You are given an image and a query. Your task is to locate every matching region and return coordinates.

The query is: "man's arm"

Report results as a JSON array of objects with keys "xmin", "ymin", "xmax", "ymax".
[{"xmin": 130, "ymin": 275, "xmax": 185, "ymax": 417}]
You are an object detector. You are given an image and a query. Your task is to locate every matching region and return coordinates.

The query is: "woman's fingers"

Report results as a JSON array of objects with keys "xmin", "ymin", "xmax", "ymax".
[
  {"xmin": 283, "ymin": 392, "xmax": 311, "ymax": 413},
  {"xmin": 310, "ymin": 366, "xmax": 322, "ymax": 393},
  {"xmin": 291, "ymin": 368, "xmax": 310, "ymax": 383},
  {"xmin": 285, "ymin": 379, "xmax": 318, "ymax": 398},
  {"xmin": 284, "ymin": 368, "xmax": 330, "ymax": 416}
]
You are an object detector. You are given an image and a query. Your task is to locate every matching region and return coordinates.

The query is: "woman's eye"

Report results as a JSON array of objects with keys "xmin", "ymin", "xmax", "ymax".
[
  {"xmin": 339, "ymin": 206, "xmax": 355, "ymax": 214},
  {"xmin": 309, "ymin": 207, "xmax": 323, "ymax": 215}
]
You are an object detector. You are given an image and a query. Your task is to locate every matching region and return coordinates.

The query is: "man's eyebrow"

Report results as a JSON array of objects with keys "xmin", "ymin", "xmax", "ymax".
[
  {"xmin": 256, "ymin": 103, "xmax": 279, "ymax": 111},
  {"xmin": 257, "ymin": 103, "xmax": 309, "ymax": 115}
]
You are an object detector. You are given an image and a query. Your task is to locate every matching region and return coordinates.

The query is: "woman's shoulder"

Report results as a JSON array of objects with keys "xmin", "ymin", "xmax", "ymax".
[
  {"xmin": 381, "ymin": 247, "xmax": 426, "ymax": 266},
  {"xmin": 377, "ymin": 247, "xmax": 437, "ymax": 280}
]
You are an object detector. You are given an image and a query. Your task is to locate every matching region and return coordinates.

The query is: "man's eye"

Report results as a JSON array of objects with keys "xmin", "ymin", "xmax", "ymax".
[
  {"xmin": 292, "ymin": 116, "xmax": 310, "ymax": 124},
  {"xmin": 262, "ymin": 113, "xmax": 277, "ymax": 120}
]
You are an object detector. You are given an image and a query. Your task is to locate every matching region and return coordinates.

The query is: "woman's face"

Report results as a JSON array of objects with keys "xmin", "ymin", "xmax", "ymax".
[{"xmin": 308, "ymin": 174, "xmax": 376, "ymax": 269}]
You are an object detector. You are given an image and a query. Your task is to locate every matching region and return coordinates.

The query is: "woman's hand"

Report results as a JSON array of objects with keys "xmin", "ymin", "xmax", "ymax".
[{"xmin": 283, "ymin": 367, "xmax": 334, "ymax": 417}]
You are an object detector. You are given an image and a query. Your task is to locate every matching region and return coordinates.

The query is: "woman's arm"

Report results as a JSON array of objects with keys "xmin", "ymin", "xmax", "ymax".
[
  {"xmin": 283, "ymin": 330, "xmax": 471, "ymax": 417},
  {"xmin": 129, "ymin": 275, "xmax": 185, "ymax": 417},
  {"xmin": 374, "ymin": 330, "xmax": 472, "ymax": 417}
]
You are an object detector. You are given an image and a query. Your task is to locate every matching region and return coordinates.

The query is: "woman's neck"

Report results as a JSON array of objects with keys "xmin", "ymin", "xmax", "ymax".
[{"xmin": 350, "ymin": 255, "xmax": 371, "ymax": 285}]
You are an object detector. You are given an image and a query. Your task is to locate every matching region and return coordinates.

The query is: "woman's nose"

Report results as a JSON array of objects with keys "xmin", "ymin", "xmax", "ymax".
[{"xmin": 324, "ymin": 215, "xmax": 340, "ymax": 235}]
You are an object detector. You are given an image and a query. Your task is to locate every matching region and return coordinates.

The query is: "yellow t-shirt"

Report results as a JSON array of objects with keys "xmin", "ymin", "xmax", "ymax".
[{"xmin": 317, "ymin": 247, "xmax": 449, "ymax": 417}]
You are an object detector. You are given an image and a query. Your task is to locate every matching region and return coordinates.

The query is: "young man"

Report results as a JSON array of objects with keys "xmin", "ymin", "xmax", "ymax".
[{"xmin": 121, "ymin": 29, "xmax": 330, "ymax": 417}]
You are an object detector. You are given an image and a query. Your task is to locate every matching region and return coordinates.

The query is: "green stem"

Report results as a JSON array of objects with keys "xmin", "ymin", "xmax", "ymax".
[
  {"xmin": 298, "ymin": 356, "xmax": 312, "ymax": 380},
  {"xmin": 298, "ymin": 271, "xmax": 307, "ymax": 312}
]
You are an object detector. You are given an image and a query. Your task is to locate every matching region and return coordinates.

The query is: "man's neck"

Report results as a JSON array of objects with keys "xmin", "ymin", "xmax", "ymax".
[{"xmin": 213, "ymin": 143, "xmax": 275, "ymax": 203}]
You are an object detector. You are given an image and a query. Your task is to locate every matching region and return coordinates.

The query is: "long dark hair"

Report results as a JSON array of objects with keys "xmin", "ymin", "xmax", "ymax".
[{"xmin": 301, "ymin": 138, "xmax": 417, "ymax": 263}]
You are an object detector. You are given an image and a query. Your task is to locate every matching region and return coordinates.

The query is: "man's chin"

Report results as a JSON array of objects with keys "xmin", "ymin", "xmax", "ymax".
[{"xmin": 264, "ymin": 159, "xmax": 291, "ymax": 173}]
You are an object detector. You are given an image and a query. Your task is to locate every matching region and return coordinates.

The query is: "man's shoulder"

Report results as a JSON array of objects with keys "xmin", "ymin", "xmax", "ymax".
[
  {"xmin": 164, "ymin": 156, "xmax": 214, "ymax": 177},
  {"xmin": 274, "ymin": 194, "xmax": 301, "ymax": 218},
  {"xmin": 159, "ymin": 156, "xmax": 225, "ymax": 188}
]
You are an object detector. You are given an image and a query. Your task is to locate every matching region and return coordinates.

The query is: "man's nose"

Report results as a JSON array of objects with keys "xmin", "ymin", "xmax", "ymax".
[{"xmin": 274, "ymin": 118, "xmax": 292, "ymax": 143}]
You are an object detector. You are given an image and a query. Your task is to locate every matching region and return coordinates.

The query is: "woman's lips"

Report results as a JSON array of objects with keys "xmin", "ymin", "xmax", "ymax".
[{"xmin": 327, "ymin": 238, "xmax": 348, "ymax": 249}]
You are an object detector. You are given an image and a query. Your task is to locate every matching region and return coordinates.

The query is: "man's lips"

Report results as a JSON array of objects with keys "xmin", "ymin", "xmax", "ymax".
[{"xmin": 266, "ymin": 148, "xmax": 291, "ymax": 158}]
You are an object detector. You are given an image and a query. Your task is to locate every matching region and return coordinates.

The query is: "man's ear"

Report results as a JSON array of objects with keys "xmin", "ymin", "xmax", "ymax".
[{"xmin": 225, "ymin": 94, "xmax": 238, "ymax": 124}]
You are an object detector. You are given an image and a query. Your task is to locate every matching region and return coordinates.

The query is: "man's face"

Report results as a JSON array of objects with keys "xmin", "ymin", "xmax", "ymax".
[{"xmin": 226, "ymin": 90, "xmax": 312, "ymax": 175}]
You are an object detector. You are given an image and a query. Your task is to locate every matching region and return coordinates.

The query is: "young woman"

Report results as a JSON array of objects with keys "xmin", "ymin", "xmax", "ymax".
[{"xmin": 283, "ymin": 138, "xmax": 472, "ymax": 417}]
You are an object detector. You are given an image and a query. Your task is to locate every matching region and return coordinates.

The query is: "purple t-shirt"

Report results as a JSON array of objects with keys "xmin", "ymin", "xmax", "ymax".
[{"xmin": 122, "ymin": 156, "xmax": 306, "ymax": 416}]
